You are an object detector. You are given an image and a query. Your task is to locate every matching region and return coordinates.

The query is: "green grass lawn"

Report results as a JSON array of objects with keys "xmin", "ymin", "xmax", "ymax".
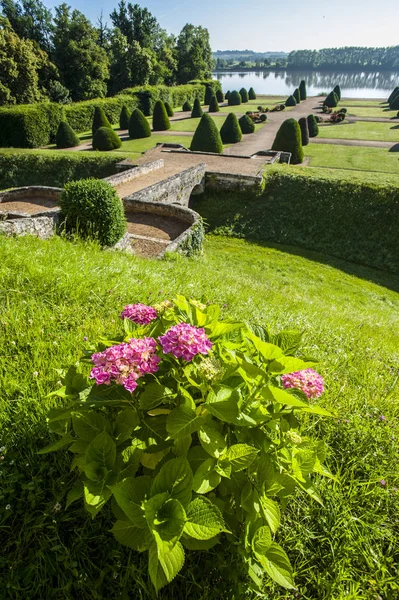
[
  {"xmin": 305, "ymin": 143, "xmax": 399, "ymax": 175},
  {"xmin": 340, "ymin": 98, "xmax": 388, "ymax": 106},
  {"xmin": 318, "ymin": 120, "xmax": 399, "ymax": 142},
  {"xmin": 346, "ymin": 106, "xmax": 398, "ymax": 118},
  {"xmin": 1, "ymin": 232, "xmax": 399, "ymax": 599},
  {"xmin": 169, "ymin": 114, "xmax": 266, "ymax": 133},
  {"xmin": 114, "ymin": 134, "xmax": 193, "ymax": 153}
]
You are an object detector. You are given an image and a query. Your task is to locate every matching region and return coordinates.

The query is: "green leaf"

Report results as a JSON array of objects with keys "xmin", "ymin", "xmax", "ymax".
[
  {"xmin": 110, "ymin": 520, "xmax": 152, "ymax": 551},
  {"xmin": 245, "ymin": 331, "xmax": 283, "ymax": 361},
  {"xmin": 110, "ymin": 476, "xmax": 152, "ymax": 527},
  {"xmin": 257, "ymin": 542, "xmax": 295, "ymax": 590},
  {"xmin": 147, "ymin": 497, "xmax": 186, "ymax": 544},
  {"xmin": 184, "ymin": 496, "xmax": 227, "ymax": 540},
  {"xmin": 273, "ymin": 330, "xmax": 303, "ymax": 355},
  {"xmin": 205, "ymin": 387, "xmax": 240, "ymax": 424},
  {"xmin": 166, "ymin": 406, "xmax": 204, "ymax": 440},
  {"xmin": 262, "ymin": 386, "xmax": 308, "ymax": 408},
  {"xmin": 148, "ymin": 540, "xmax": 185, "ymax": 591},
  {"xmin": 260, "ymin": 495, "xmax": 280, "ymax": 534},
  {"xmin": 192, "ymin": 458, "xmax": 221, "ymax": 494},
  {"xmin": 84, "ymin": 482, "xmax": 112, "ymax": 518},
  {"xmin": 151, "ymin": 457, "xmax": 193, "ymax": 507},
  {"xmin": 268, "ymin": 357, "xmax": 314, "ymax": 374},
  {"xmin": 215, "ymin": 458, "xmax": 231, "ymax": 478},
  {"xmin": 198, "ymin": 425, "xmax": 227, "ymax": 458},
  {"xmin": 252, "ymin": 525, "xmax": 272, "ymax": 555},
  {"xmin": 205, "ymin": 321, "xmax": 243, "ymax": 340},
  {"xmin": 72, "ymin": 412, "xmax": 108, "ymax": 441},
  {"xmin": 37, "ymin": 432, "xmax": 74, "ymax": 454},
  {"xmin": 173, "ymin": 435, "xmax": 192, "ymax": 457},
  {"xmin": 139, "ymin": 383, "xmax": 174, "ymax": 411},
  {"xmin": 302, "ymin": 405, "xmax": 333, "ymax": 417},
  {"xmin": 65, "ymin": 481, "xmax": 83, "ymax": 509},
  {"xmin": 141, "ymin": 449, "xmax": 170, "ymax": 470},
  {"xmin": 182, "ymin": 535, "xmax": 220, "ymax": 550},
  {"xmin": 225, "ymin": 444, "xmax": 259, "ymax": 472},
  {"xmin": 84, "ymin": 461, "xmax": 108, "ymax": 482},
  {"xmin": 68, "ymin": 439, "xmax": 89, "ymax": 454},
  {"xmin": 114, "ymin": 408, "xmax": 140, "ymax": 443},
  {"xmin": 85, "ymin": 430, "xmax": 116, "ymax": 471}
]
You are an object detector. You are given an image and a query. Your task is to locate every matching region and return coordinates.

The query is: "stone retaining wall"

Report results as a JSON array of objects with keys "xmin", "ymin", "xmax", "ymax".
[
  {"xmin": 0, "ymin": 215, "xmax": 56, "ymax": 239},
  {"xmin": 205, "ymin": 171, "xmax": 263, "ymax": 192},
  {"xmin": 104, "ymin": 159, "xmax": 164, "ymax": 188}
]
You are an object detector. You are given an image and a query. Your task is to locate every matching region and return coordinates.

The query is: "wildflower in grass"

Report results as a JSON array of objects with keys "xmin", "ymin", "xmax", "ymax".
[
  {"xmin": 90, "ymin": 337, "xmax": 160, "ymax": 393},
  {"xmin": 120, "ymin": 303, "xmax": 157, "ymax": 325},
  {"xmin": 380, "ymin": 479, "xmax": 387, "ymax": 487},
  {"xmin": 53, "ymin": 502, "xmax": 62, "ymax": 512},
  {"xmin": 5, "ymin": 504, "xmax": 11, "ymax": 510},
  {"xmin": 159, "ymin": 323, "xmax": 212, "ymax": 362},
  {"xmin": 379, "ymin": 415, "xmax": 387, "ymax": 421},
  {"xmin": 282, "ymin": 368, "xmax": 324, "ymax": 399}
]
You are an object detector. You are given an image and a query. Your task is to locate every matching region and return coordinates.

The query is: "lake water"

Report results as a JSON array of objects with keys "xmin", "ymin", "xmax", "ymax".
[{"xmin": 213, "ymin": 70, "xmax": 399, "ymax": 99}]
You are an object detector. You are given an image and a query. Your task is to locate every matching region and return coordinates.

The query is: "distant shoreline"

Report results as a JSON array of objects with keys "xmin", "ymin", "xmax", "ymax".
[{"xmin": 213, "ymin": 66, "xmax": 399, "ymax": 73}]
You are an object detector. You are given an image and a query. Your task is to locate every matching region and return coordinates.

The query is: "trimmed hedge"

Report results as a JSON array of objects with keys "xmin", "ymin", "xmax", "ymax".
[
  {"xmin": 285, "ymin": 95, "xmax": 297, "ymax": 107},
  {"xmin": 204, "ymin": 85, "xmax": 214, "ymax": 105},
  {"xmin": 92, "ymin": 127, "xmax": 122, "ymax": 151},
  {"xmin": 239, "ymin": 114, "xmax": 255, "ymax": 134},
  {"xmin": 152, "ymin": 100, "xmax": 171, "ymax": 131},
  {"xmin": 165, "ymin": 102, "xmax": 174, "ymax": 117},
  {"xmin": 220, "ymin": 113, "xmax": 242, "ymax": 144},
  {"xmin": 0, "ymin": 104, "xmax": 64, "ymax": 148},
  {"xmin": 60, "ymin": 178, "xmax": 126, "ymax": 247},
  {"xmin": 240, "ymin": 88, "xmax": 249, "ymax": 103},
  {"xmin": 333, "ymin": 85, "xmax": 341, "ymax": 101},
  {"xmin": 0, "ymin": 151, "xmax": 125, "ymax": 189},
  {"xmin": 191, "ymin": 98, "xmax": 203, "ymax": 118},
  {"xmin": 298, "ymin": 117, "xmax": 309, "ymax": 146},
  {"xmin": 190, "ymin": 114, "xmax": 223, "ymax": 153},
  {"xmin": 208, "ymin": 95, "xmax": 220, "ymax": 113},
  {"xmin": 299, "ymin": 80, "xmax": 307, "ymax": 100},
  {"xmin": 128, "ymin": 108, "xmax": 151, "ymax": 139},
  {"xmin": 55, "ymin": 121, "xmax": 80, "ymax": 149},
  {"xmin": 65, "ymin": 95, "xmax": 139, "ymax": 134},
  {"xmin": 119, "ymin": 106, "xmax": 131, "ymax": 130},
  {"xmin": 307, "ymin": 114, "xmax": 319, "ymax": 137},
  {"xmin": 228, "ymin": 90, "xmax": 242, "ymax": 106},
  {"xmin": 248, "ymin": 87, "xmax": 256, "ymax": 100},
  {"xmin": 216, "ymin": 89, "xmax": 224, "ymax": 102},
  {"xmin": 183, "ymin": 100, "xmax": 192, "ymax": 112},
  {"xmin": 324, "ymin": 91, "xmax": 339, "ymax": 107},
  {"xmin": 272, "ymin": 118, "xmax": 304, "ymax": 164},
  {"xmin": 225, "ymin": 91, "xmax": 230, "ymax": 100},
  {"xmin": 92, "ymin": 107, "xmax": 111, "ymax": 136},
  {"xmin": 388, "ymin": 86, "xmax": 399, "ymax": 103},
  {"xmin": 389, "ymin": 93, "xmax": 399, "ymax": 110},
  {"xmin": 293, "ymin": 88, "xmax": 301, "ymax": 103}
]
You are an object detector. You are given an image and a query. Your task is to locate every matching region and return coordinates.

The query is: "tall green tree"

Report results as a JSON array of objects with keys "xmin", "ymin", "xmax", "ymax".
[
  {"xmin": 52, "ymin": 4, "xmax": 109, "ymax": 100},
  {"xmin": 110, "ymin": 1, "xmax": 160, "ymax": 48},
  {"xmin": 176, "ymin": 23, "xmax": 213, "ymax": 83},
  {"xmin": 0, "ymin": 0, "xmax": 53, "ymax": 52}
]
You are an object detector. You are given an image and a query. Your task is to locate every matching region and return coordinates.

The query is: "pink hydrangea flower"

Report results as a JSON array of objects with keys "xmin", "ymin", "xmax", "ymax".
[
  {"xmin": 90, "ymin": 337, "xmax": 160, "ymax": 393},
  {"xmin": 281, "ymin": 368, "xmax": 324, "ymax": 399},
  {"xmin": 120, "ymin": 304, "xmax": 157, "ymax": 325},
  {"xmin": 159, "ymin": 323, "xmax": 212, "ymax": 362}
]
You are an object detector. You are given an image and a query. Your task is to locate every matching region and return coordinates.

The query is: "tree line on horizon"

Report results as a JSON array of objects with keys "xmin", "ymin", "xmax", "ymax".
[{"xmin": 0, "ymin": 0, "xmax": 214, "ymax": 105}]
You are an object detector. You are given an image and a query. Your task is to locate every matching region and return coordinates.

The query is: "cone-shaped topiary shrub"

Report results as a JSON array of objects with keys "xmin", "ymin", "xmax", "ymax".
[
  {"xmin": 208, "ymin": 95, "xmax": 220, "ymax": 112},
  {"xmin": 205, "ymin": 85, "xmax": 214, "ymax": 105},
  {"xmin": 182, "ymin": 100, "xmax": 192, "ymax": 111},
  {"xmin": 390, "ymin": 93, "xmax": 399, "ymax": 110},
  {"xmin": 55, "ymin": 121, "xmax": 80, "ymax": 148},
  {"xmin": 271, "ymin": 118, "xmax": 304, "ymax": 164},
  {"xmin": 92, "ymin": 126, "xmax": 122, "ymax": 151},
  {"xmin": 228, "ymin": 90, "xmax": 242, "ymax": 106},
  {"xmin": 60, "ymin": 178, "xmax": 126, "ymax": 247},
  {"xmin": 299, "ymin": 80, "xmax": 307, "ymax": 100},
  {"xmin": 216, "ymin": 89, "xmax": 224, "ymax": 102},
  {"xmin": 298, "ymin": 117, "xmax": 309, "ymax": 146},
  {"xmin": 92, "ymin": 106, "xmax": 111, "ymax": 136},
  {"xmin": 239, "ymin": 114, "xmax": 255, "ymax": 134},
  {"xmin": 333, "ymin": 85, "xmax": 341, "ymax": 101},
  {"xmin": 190, "ymin": 114, "xmax": 223, "ymax": 153},
  {"xmin": 165, "ymin": 102, "xmax": 174, "ymax": 117},
  {"xmin": 119, "ymin": 105, "xmax": 131, "ymax": 130},
  {"xmin": 388, "ymin": 86, "xmax": 399, "ymax": 103},
  {"xmin": 307, "ymin": 114, "xmax": 319, "ymax": 137},
  {"xmin": 152, "ymin": 100, "xmax": 171, "ymax": 131},
  {"xmin": 240, "ymin": 87, "xmax": 249, "ymax": 103},
  {"xmin": 191, "ymin": 97, "xmax": 203, "ymax": 118},
  {"xmin": 286, "ymin": 95, "xmax": 297, "ymax": 107},
  {"xmin": 128, "ymin": 108, "xmax": 151, "ymax": 139},
  {"xmin": 293, "ymin": 88, "xmax": 301, "ymax": 103},
  {"xmin": 324, "ymin": 91, "xmax": 339, "ymax": 107},
  {"xmin": 220, "ymin": 113, "xmax": 242, "ymax": 144},
  {"xmin": 248, "ymin": 87, "xmax": 256, "ymax": 100},
  {"xmin": 225, "ymin": 90, "xmax": 230, "ymax": 100}
]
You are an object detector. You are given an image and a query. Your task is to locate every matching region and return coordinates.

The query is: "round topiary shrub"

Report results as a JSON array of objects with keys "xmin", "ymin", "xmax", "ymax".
[
  {"xmin": 240, "ymin": 87, "xmax": 249, "ymax": 103},
  {"xmin": 92, "ymin": 127, "xmax": 122, "ymax": 151},
  {"xmin": 92, "ymin": 106, "xmax": 111, "ymax": 136},
  {"xmin": 128, "ymin": 108, "xmax": 151, "ymax": 139},
  {"xmin": 119, "ymin": 106, "xmax": 131, "ymax": 130},
  {"xmin": 307, "ymin": 114, "xmax": 319, "ymax": 137},
  {"xmin": 271, "ymin": 118, "xmax": 304, "ymax": 164},
  {"xmin": 225, "ymin": 90, "xmax": 230, "ymax": 100},
  {"xmin": 299, "ymin": 80, "xmax": 307, "ymax": 100},
  {"xmin": 220, "ymin": 113, "xmax": 242, "ymax": 144},
  {"xmin": 260, "ymin": 113, "xmax": 267, "ymax": 122},
  {"xmin": 293, "ymin": 88, "xmax": 301, "ymax": 103},
  {"xmin": 390, "ymin": 93, "xmax": 399, "ymax": 110},
  {"xmin": 60, "ymin": 178, "xmax": 126, "ymax": 247},
  {"xmin": 216, "ymin": 89, "xmax": 224, "ymax": 102},
  {"xmin": 190, "ymin": 114, "xmax": 223, "ymax": 153},
  {"xmin": 182, "ymin": 100, "xmax": 192, "ymax": 112},
  {"xmin": 324, "ymin": 91, "xmax": 339, "ymax": 107},
  {"xmin": 248, "ymin": 87, "xmax": 256, "ymax": 100},
  {"xmin": 239, "ymin": 114, "xmax": 255, "ymax": 134},
  {"xmin": 152, "ymin": 100, "xmax": 171, "ymax": 131},
  {"xmin": 55, "ymin": 121, "xmax": 80, "ymax": 149},
  {"xmin": 165, "ymin": 102, "xmax": 174, "ymax": 117},
  {"xmin": 388, "ymin": 86, "xmax": 399, "ymax": 103},
  {"xmin": 208, "ymin": 95, "xmax": 220, "ymax": 113},
  {"xmin": 286, "ymin": 95, "xmax": 297, "ymax": 107},
  {"xmin": 205, "ymin": 86, "xmax": 214, "ymax": 105},
  {"xmin": 333, "ymin": 85, "xmax": 341, "ymax": 101},
  {"xmin": 228, "ymin": 90, "xmax": 242, "ymax": 106},
  {"xmin": 191, "ymin": 98, "xmax": 203, "ymax": 118},
  {"xmin": 298, "ymin": 117, "xmax": 309, "ymax": 146}
]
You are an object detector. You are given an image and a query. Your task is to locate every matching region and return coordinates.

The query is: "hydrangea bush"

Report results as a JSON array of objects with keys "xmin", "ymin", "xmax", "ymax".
[{"xmin": 41, "ymin": 296, "xmax": 333, "ymax": 593}]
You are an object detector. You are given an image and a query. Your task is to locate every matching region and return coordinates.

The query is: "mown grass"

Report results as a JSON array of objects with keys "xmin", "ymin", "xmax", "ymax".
[
  {"xmin": 340, "ymin": 99, "xmax": 388, "ymax": 106},
  {"xmin": 318, "ymin": 120, "xmax": 399, "ymax": 142},
  {"xmin": 1, "ymin": 233, "xmax": 399, "ymax": 599},
  {"xmin": 305, "ymin": 143, "xmax": 399, "ymax": 175},
  {"xmin": 346, "ymin": 106, "xmax": 398, "ymax": 118}
]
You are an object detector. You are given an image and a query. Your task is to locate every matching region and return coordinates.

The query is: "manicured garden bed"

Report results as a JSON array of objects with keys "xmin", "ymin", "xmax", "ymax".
[
  {"xmin": 305, "ymin": 143, "xmax": 399, "ymax": 175},
  {"xmin": 318, "ymin": 121, "xmax": 399, "ymax": 141}
]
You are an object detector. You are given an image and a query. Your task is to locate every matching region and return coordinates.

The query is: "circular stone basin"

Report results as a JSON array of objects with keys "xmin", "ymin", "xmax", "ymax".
[
  {"xmin": 126, "ymin": 211, "xmax": 188, "ymax": 241},
  {"xmin": 0, "ymin": 197, "xmax": 59, "ymax": 214},
  {"xmin": 0, "ymin": 187, "xmax": 61, "ymax": 216}
]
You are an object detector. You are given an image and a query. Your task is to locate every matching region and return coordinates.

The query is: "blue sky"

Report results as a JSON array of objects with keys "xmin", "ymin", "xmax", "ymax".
[{"xmin": 44, "ymin": 0, "xmax": 398, "ymax": 52}]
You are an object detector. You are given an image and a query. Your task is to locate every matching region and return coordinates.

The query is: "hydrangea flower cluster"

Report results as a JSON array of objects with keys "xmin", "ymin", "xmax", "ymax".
[
  {"xmin": 282, "ymin": 368, "xmax": 324, "ymax": 399},
  {"xmin": 159, "ymin": 323, "xmax": 212, "ymax": 362},
  {"xmin": 120, "ymin": 304, "xmax": 157, "ymax": 325},
  {"xmin": 90, "ymin": 337, "xmax": 160, "ymax": 392}
]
